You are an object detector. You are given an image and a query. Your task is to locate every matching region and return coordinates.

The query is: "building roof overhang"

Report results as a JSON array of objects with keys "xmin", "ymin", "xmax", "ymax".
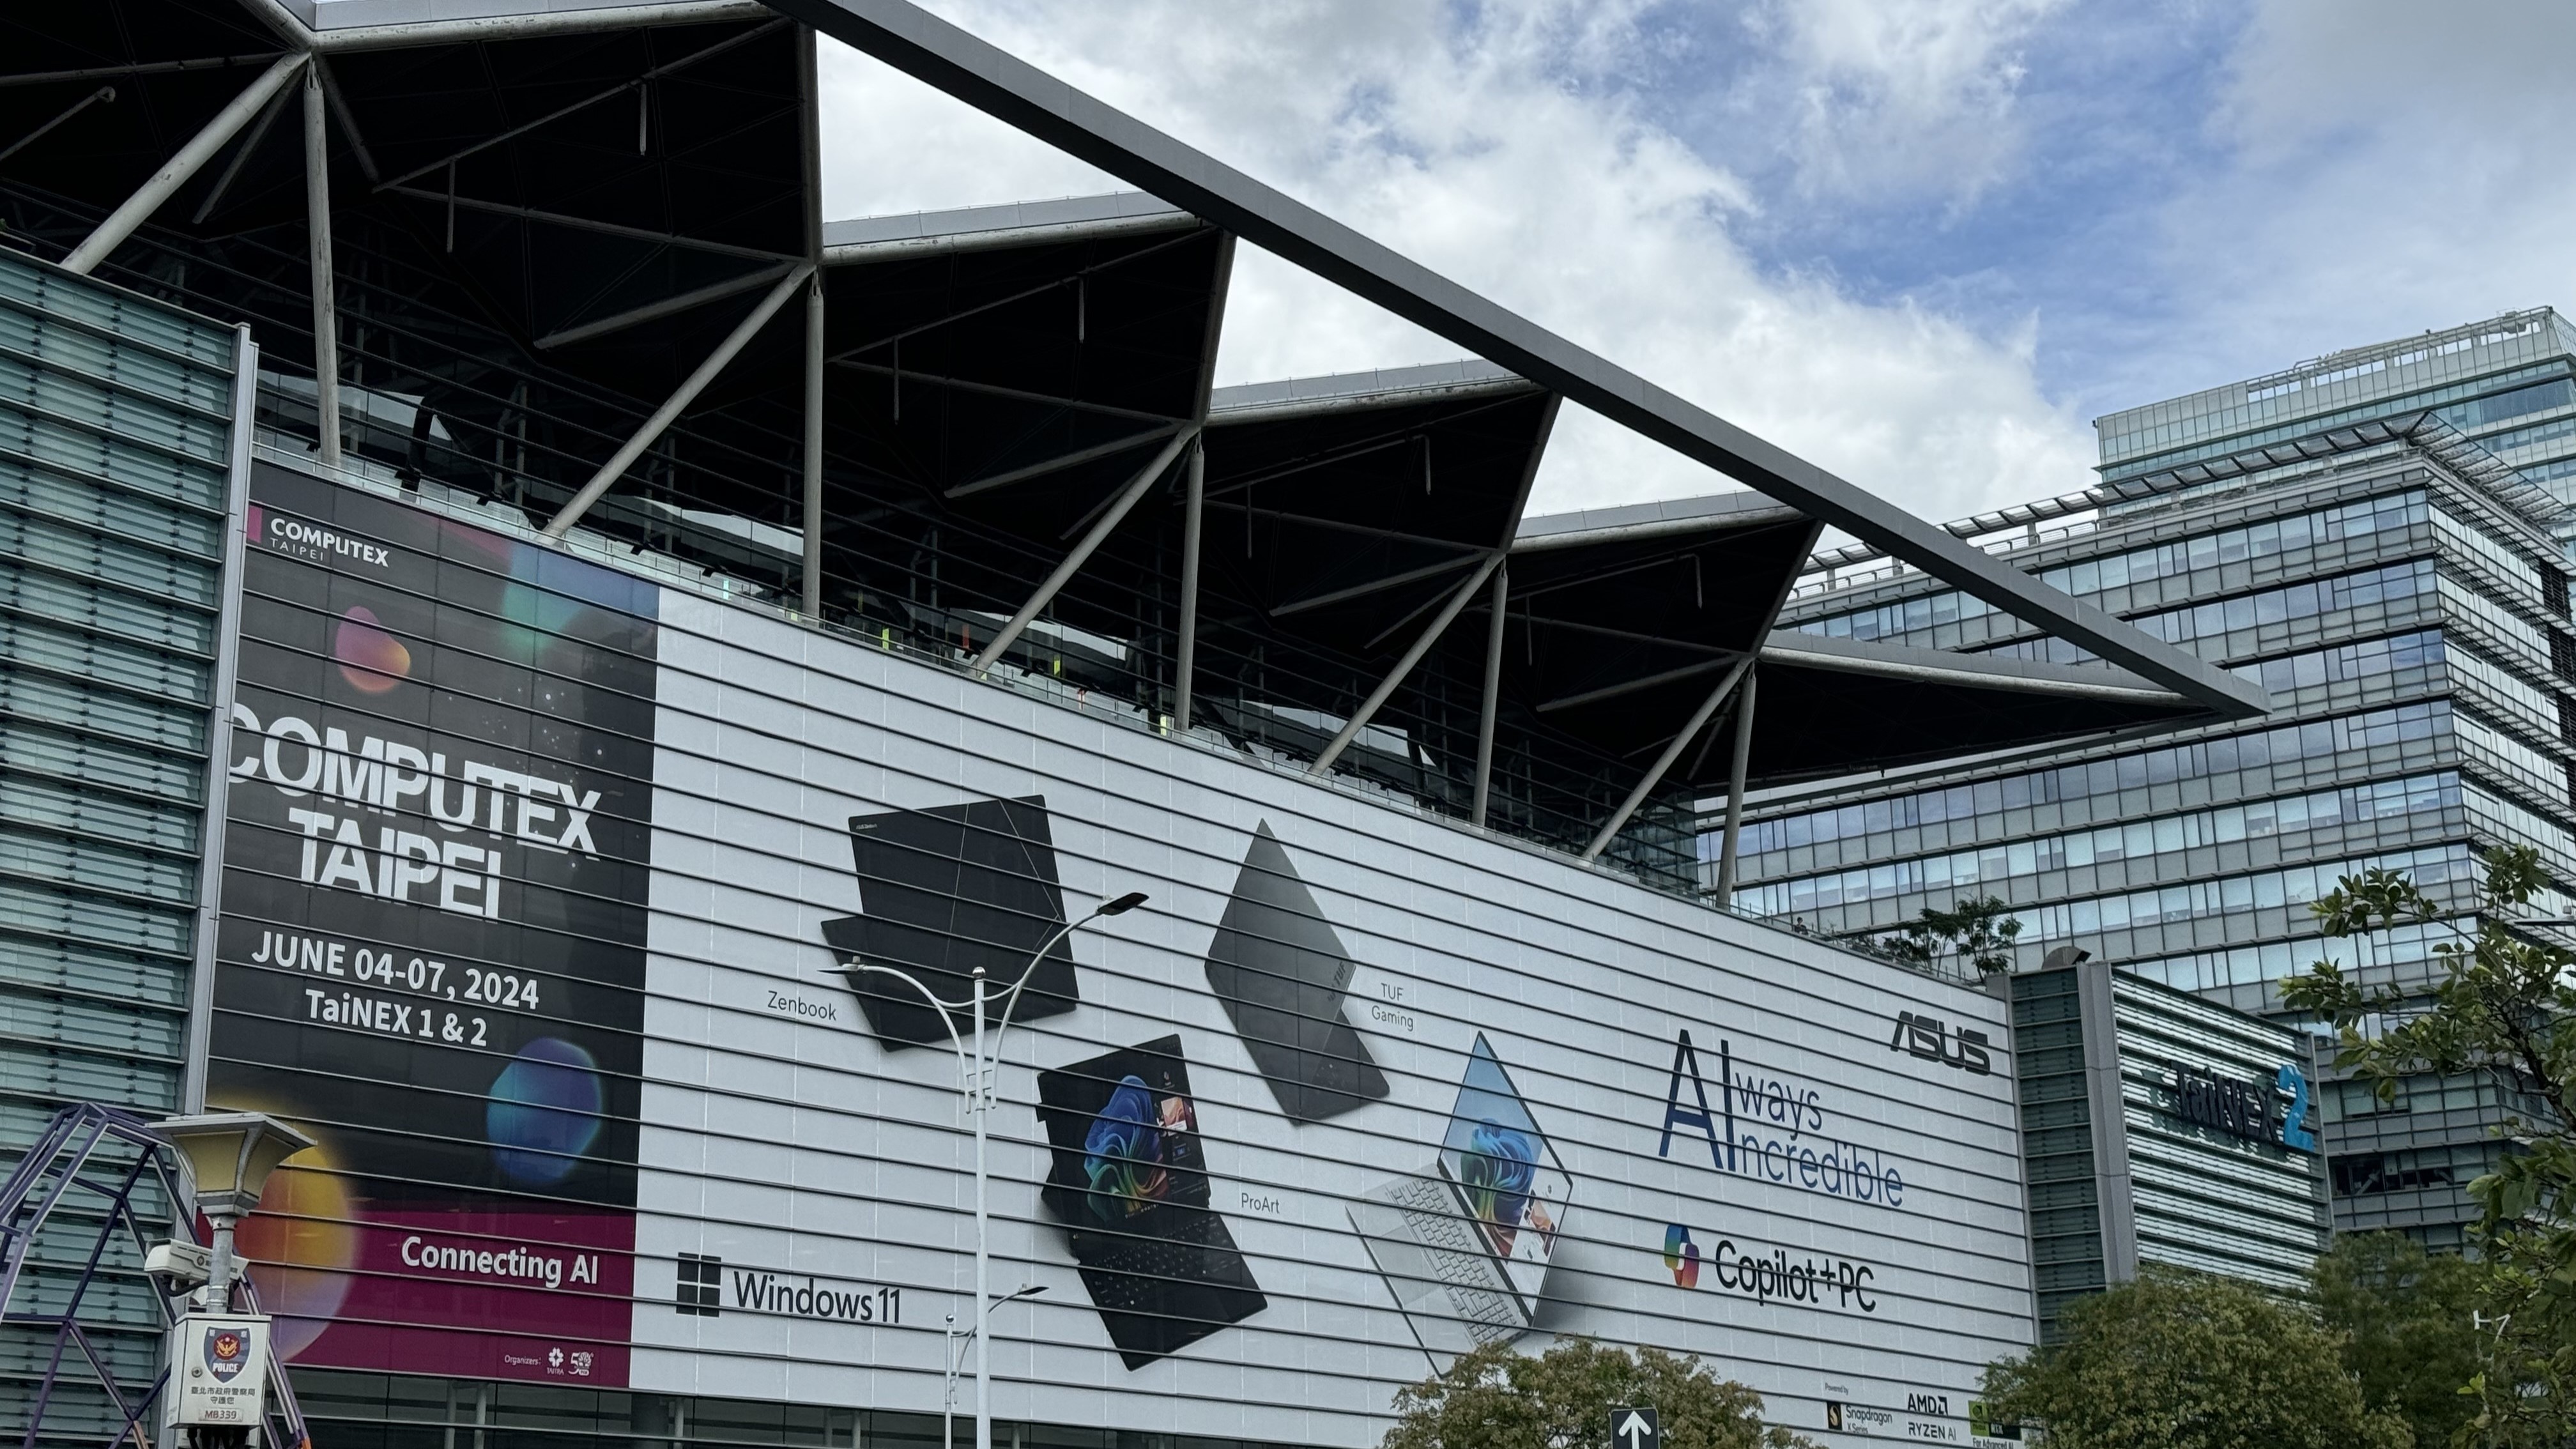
[{"xmin": 0, "ymin": 0, "xmax": 2257, "ymax": 831}]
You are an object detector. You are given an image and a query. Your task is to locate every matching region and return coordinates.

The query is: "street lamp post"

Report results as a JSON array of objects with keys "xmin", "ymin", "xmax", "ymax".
[
  {"xmin": 945, "ymin": 1284, "xmax": 1046, "ymax": 1449},
  {"xmin": 841, "ymin": 891, "xmax": 1147, "ymax": 1449}
]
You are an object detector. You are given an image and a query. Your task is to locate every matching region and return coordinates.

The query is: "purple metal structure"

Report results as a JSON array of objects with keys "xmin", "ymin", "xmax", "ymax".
[{"xmin": 0, "ymin": 1104, "xmax": 310, "ymax": 1449}]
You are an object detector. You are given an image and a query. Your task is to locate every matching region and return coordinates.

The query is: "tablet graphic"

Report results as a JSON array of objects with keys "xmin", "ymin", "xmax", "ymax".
[
  {"xmin": 1348, "ymin": 1034, "xmax": 1571, "ymax": 1371},
  {"xmin": 1200, "ymin": 824, "xmax": 1389, "ymax": 1122},
  {"xmin": 1036, "ymin": 1036, "xmax": 1268, "ymax": 1368},
  {"xmin": 822, "ymin": 795, "xmax": 1079, "ymax": 1048}
]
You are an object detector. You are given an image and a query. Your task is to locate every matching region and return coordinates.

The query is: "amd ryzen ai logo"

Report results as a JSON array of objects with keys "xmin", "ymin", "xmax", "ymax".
[{"xmin": 1889, "ymin": 1012, "xmax": 1992, "ymax": 1075}]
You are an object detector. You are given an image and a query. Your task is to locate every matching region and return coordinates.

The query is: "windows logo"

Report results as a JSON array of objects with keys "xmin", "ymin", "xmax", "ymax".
[{"xmin": 677, "ymin": 1254, "xmax": 722, "ymax": 1317}]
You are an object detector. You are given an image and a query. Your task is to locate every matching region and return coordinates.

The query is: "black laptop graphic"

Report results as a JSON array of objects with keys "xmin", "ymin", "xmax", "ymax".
[
  {"xmin": 1036, "ymin": 1035, "xmax": 1267, "ymax": 1368},
  {"xmin": 1201, "ymin": 824, "xmax": 1390, "ymax": 1123},
  {"xmin": 821, "ymin": 796, "xmax": 1079, "ymax": 1048}
]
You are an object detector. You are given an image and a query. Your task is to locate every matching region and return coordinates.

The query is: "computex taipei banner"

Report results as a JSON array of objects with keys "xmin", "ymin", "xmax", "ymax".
[
  {"xmin": 624, "ymin": 591, "xmax": 2037, "ymax": 1449},
  {"xmin": 211, "ymin": 463, "xmax": 659, "ymax": 1385}
]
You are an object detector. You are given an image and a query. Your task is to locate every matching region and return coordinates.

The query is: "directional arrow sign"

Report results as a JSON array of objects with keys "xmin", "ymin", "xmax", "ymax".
[{"xmin": 1612, "ymin": 1406, "xmax": 1659, "ymax": 1449}]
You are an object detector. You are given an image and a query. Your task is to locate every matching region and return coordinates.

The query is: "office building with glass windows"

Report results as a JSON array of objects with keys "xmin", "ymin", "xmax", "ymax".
[
  {"xmin": 2002, "ymin": 954, "xmax": 2327, "ymax": 1338},
  {"xmin": 2099, "ymin": 308, "xmax": 2576, "ymax": 547},
  {"xmin": 1729, "ymin": 339, "xmax": 2576, "ymax": 1255}
]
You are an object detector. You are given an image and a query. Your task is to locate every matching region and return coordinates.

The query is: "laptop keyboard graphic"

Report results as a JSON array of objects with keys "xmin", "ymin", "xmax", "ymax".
[{"xmin": 1386, "ymin": 1176, "xmax": 1521, "ymax": 1341}]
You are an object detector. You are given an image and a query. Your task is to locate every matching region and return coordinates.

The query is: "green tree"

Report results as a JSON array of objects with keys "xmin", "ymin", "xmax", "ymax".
[
  {"xmin": 1380, "ymin": 1340, "xmax": 1816, "ymax": 1449},
  {"xmin": 2310, "ymin": 1232, "xmax": 2484, "ymax": 1447},
  {"xmin": 1866, "ymin": 894, "xmax": 2024, "ymax": 976},
  {"xmin": 1979, "ymin": 1268, "xmax": 2411, "ymax": 1449},
  {"xmin": 2283, "ymin": 845, "xmax": 2575, "ymax": 1445}
]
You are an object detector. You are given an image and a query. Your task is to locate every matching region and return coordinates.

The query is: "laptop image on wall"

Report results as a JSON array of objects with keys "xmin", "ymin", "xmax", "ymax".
[
  {"xmin": 1349, "ymin": 1034, "xmax": 1572, "ymax": 1370},
  {"xmin": 821, "ymin": 795, "xmax": 1080, "ymax": 1048},
  {"xmin": 1201, "ymin": 823, "xmax": 1390, "ymax": 1123},
  {"xmin": 1035, "ymin": 1035, "xmax": 1268, "ymax": 1369}
]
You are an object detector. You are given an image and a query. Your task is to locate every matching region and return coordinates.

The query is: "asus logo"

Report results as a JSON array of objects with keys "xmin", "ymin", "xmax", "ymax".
[{"xmin": 1889, "ymin": 1012, "xmax": 1992, "ymax": 1076}]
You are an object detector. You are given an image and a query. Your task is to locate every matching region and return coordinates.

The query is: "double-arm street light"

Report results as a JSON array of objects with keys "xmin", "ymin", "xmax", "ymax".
[
  {"xmin": 841, "ymin": 890, "xmax": 1149, "ymax": 1449},
  {"xmin": 946, "ymin": 1283, "xmax": 1046, "ymax": 1449}
]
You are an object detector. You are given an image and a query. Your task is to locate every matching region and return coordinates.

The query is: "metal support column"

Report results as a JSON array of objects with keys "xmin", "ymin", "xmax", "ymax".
[
  {"xmin": 1469, "ymin": 562, "xmax": 1509, "ymax": 827},
  {"xmin": 1310, "ymin": 551, "xmax": 1503, "ymax": 778},
  {"xmin": 1710, "ymin": 668, "xmax": 1758, "ymax": 906},
  {"xmin": 796, "ymin": 22, "xmax": 826, "ymax": 620},
  {"xmin": 1581, "ymin": 656, "xmax": 1752, "ymax": 864},
  {"xmin": 302, "ymin": 64, "xmax": 342, "ymax": 469},
  {"xmin": 1172, "ymin": 441, "xmax": 1204, "ymax": 729},
  {"xmin": 970, "ymin": 429, "xmax": 1197, "ymax": 676},
  {"xmin": 62, "ymin": 51, "xmax": 305, "ymax": 275},
  {"xmin": 801, "ymin": 273, "xmax": 825, "ymax": 617},
  {"xmin": 543, "ymin": 263, "xmax": 815, "ymax": 538}
]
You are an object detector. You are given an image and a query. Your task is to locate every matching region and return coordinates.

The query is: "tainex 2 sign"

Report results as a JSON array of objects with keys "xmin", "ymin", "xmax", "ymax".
[{"xmin": 2169, "ymin": 1063, "xmax": 2317, "ymax": 1153}]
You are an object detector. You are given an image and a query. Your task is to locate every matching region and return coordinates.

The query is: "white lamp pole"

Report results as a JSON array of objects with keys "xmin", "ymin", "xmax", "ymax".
[
  {"xmin": 845, "ymin": 891, "xmax": 1147, "ymax": 1449},
  {"xmin": 945, "ymin": 1284, "xmax": 1046, "ymax": 1449}
]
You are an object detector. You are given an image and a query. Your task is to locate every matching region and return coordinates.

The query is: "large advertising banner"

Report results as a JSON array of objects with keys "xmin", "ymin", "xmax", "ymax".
[
  {"xmin": 211, "ymin": 463, "xmax": 659, "ymax": 1384},
  {"xmin": 209, "ymin": 467, "xmax": 2030, "ymax": 1446},
  {"xmin": 626, "ymin": 590, "xmax": 2034, "ymax": 1448}
]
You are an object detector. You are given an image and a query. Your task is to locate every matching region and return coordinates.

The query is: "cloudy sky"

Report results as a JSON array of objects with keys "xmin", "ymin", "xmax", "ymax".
[{"xmin": 815, "ymin": 0, "xmax": 2576, "ymax": 521}]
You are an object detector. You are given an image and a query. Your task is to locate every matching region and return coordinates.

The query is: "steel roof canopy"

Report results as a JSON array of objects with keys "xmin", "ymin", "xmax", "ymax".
[{"xmin": 762, "ymin": 0, "xmax": 2269, "ymax": 721}]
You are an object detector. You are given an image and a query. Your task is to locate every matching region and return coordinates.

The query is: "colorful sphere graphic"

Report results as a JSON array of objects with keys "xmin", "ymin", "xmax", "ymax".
[
  {"xmin": 486, "ymin": 1036, "xmax": 604, "ymax": 1186},
  {"xmin": 233, "ymin": 1158, "xmax": 357, "ymax": 1360},
  {"xmin": 331, "ymin": 604, "xmax": 413, "ymax": 693}
]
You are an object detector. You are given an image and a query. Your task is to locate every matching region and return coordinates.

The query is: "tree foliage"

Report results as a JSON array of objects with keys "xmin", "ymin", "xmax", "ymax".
[
  {"xmin": 1979, "ymin": 1268, "xmax": 2411, "ymax": 1449},
  {"xmin": 2310, "ymin": 1233, "xmax": 2485, "ymax": 1448},
  {"xmin": 2283, "ymin": 845, "xmax": 2575, "ymax": 1444},
  {"xmin": 1864, "ymin": 894, "xmax": 2024, "ymax": 976},
  {"xmin": 1380, "ymin": 1340, "xmax": 1816, "ymax": 1449}
]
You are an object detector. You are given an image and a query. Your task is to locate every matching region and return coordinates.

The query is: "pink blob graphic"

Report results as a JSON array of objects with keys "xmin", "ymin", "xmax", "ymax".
[{"xmin": 332, "ymin": 604, "xmax": 413, "ymax": 694}]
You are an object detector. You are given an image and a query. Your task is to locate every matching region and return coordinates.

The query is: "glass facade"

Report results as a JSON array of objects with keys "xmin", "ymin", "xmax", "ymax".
[
  {"xmin": 2007, "ymin": 960, "xmax": 2325, "ymax": 1340},
  {"xmin": 1731, "ymin": 393, "xmax": 2576, "ymax": 1250},
  {"xmin": 2096, "ymin": 308, "xmax": 2576, "ymax": 544},
  {"xmin": 0, "ymin": 250, "xmax": 246, "ymax": 1429}
]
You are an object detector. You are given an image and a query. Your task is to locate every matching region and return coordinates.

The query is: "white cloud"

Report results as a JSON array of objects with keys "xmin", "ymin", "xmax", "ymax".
[
  {"xmin": 2126, "ymin": 0, "xmax": 2576, "ymax": 393},
  {"xmin": 816, "ymin": 1, "xmax": 2098, "ymax": 522},
  {"xmin": 1743, "ymin": 0, "xmax": 2070, "ymax": 208}
]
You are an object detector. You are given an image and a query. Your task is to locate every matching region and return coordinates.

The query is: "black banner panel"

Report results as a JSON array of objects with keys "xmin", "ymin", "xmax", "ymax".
[{"xmin": 211, "ymin": 464, "xmax": 657, "ymax": 1384}]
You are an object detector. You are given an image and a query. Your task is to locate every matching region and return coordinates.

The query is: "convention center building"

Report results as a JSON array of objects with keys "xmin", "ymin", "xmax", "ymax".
[{"xmin": 0, "ymin": 2, "xmax": 2281, "ymax": 1446}]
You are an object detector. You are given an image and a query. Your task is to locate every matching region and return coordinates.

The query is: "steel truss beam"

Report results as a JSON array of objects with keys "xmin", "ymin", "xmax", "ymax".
[
  {"xmin": 825, "ymin": 226, "xmax": 1211, "ymax": 367},
  {"xmin": 0, "ymin": 87, "xmax": 116, "ymax": 169},
  {"xmin": 381, "ymin": 184, "xmax": 797, "ymax": 263},
  {"xmin": 190, "ymin": 80, "xmax": 292, "ymax": 224},
  {"xmin": 303, "ymin": 63, "xmax": 341, "ymax": 468},
  {"xmin": 798, "ymin": 22, "xmax": 826, "ymax": 621},
  {"xmin": 1537, "ymin": 654, "xmax": 1745, "ymax": 714},
  {"xmin": 830, "ymin": 360, "xmax": 1183, "ymax": 425},
  {"xmin": 1469, "ymin": 562, "xmax": 1508, "ymax": 827},
  {"xmin": 375, "ymin": 18, "xmax": 790, "ymax": 193},
  {"xmin": 543, "ymin": 263, "xmax": 815, "ymax": 538},
  {"xmin": 946, "ymin": 424, "xmax": 1185, "ymax": 499},
  {"xmin": 1271, "ymin": 551, "xmax": 1484, "ymax": 618},
  {"xmin": 0, "ymin": 55, "xmax": 282, "ymax": 90},
  {"xmin": 1709, "ymin": 669, "xmax": 1759, "ymax": 907},
  {"xmin": 536, "ymin": 262, "xmax": 795, "ymax": 350},
  {"xmin": 61, "ymin": 51, "xmax": 307, "ymax": 275},
  {"xmin": 1579, "ymin": 656, "xmax": 1751, "ymax": 863},
  {"xmin": 1308, "ymin": 551, "xmax": 1504, "ymax": 778},
  {"xmin": 769, "ymin": 0, "xmax": 2267, "ymax": 719},
  {"xmin": 1579, "ymin": 518, "xmax": 1815, "ymax": 864},
  {"xmin": 1175, "ymin": 441, "xmax": 1205, "ymax": 728},
  {"xmin": 969, "ymin": 427, "xmax": 1199, "ymax": 675}
]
